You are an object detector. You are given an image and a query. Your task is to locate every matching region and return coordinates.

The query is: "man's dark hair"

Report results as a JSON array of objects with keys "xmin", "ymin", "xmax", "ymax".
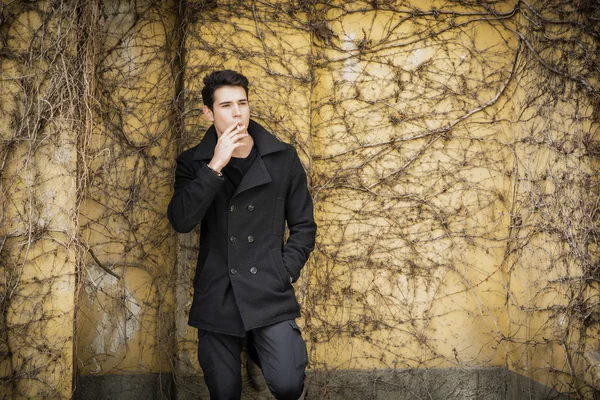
[{"xmin": 202, "ymin": 70, "xmax": 249, "ymax": 110}]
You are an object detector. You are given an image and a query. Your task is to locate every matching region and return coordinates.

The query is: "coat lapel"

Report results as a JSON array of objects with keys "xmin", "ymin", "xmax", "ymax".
[
  {"xmin": 191, "ymin": 119, "xmax": 287, "ymax": 197},
  {"xmin": 192, "ymin": 125, "xmax": 218, "ymax": 161},
  {"xmin": 233, "ymin": 155, "xmax": 272, "ymax": 197}
]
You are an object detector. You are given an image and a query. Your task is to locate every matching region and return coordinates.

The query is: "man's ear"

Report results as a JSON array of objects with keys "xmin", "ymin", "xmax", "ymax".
[{"xmin": 203, "ymin": 105, "xmax": 215, "ymax": 122}]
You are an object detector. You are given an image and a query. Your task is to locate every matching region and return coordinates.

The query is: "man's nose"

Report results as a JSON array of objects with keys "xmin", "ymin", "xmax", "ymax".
[{"xmin": 233, "ymin": 104, "xmax": 241, "ymax": 117}]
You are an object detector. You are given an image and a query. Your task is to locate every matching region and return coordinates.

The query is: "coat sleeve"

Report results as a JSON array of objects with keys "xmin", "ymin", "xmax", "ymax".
[
  {"xmin": 282, "ymin": 148, "xmax": 317, "ymax": 282},
  {"xmin": 167, "ymin": 153, "xmax": 224, "ymax": 233}
]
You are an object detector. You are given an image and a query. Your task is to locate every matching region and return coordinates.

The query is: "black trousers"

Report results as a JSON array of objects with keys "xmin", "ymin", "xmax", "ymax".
[{"xmin": 197, "ymin": 319, "xmax": 308, "ymax": 400}]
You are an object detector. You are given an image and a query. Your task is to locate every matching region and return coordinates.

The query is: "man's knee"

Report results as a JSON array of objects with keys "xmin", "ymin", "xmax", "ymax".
[{"xmin": 269, "ymin": 377, "xmax": 304, "ymax": 400}]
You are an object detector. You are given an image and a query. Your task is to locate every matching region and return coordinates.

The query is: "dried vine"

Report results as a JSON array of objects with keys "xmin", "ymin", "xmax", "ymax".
[{"xmin": 0, "ymin": 0, "xmax": 598, "ymax": 398}]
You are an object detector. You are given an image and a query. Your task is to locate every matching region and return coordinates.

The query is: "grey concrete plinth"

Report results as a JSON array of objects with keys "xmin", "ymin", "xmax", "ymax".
[
  {"xmin": 305, "ymin": 367, "xmax": 508, "ymax": 400},
  {"xmin": 75, "ymin": 373, "xmax": 174, "ymax": 400},
  {"xmin": 74, "ymin": 367, "xmax": 576, "ymax": 399},
  {"xmin": 508, "ymin": 371, "xmax": 574, "ymax": 400}
]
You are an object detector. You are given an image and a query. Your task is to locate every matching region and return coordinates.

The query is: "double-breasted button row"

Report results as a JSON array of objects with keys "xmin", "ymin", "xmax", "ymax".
[
  {"xmin": 229, "ymin": 204, "xmax": 255, "ymax": 212},
  {"xmin": 229, "ymin": 206, "xmax": 254, "ymax": 245},
  {"xmin": 230, "ymin": 235, "xmax": 256, "ymax": 243},
  {"xmin": 230, "ymin": 267, "xmax": 258, "ymax": 275}
]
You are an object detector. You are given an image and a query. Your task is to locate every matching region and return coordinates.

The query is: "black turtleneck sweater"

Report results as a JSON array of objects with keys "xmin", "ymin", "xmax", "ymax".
[{"xmin": 222, "ymin": 146, "xmax": 257, "ymax": 188}]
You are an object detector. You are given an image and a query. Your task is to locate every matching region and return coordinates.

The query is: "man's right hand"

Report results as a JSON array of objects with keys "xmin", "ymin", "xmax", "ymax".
[{"xmin": 207, "ymin": 122, "xmax": 248, "ymax": 172}]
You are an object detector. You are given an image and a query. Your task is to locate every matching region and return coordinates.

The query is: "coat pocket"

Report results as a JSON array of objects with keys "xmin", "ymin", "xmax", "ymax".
[
  {"xmin": 272, "ymin": 198, "xmax": 285, "ymax": 236},
  {"xmin": 195, "ymin": 249, "xmax": 218, "ymax": 294},
  {"xmin": 270, "ymin": 248, "xmax": 290, "ymax": 291}
]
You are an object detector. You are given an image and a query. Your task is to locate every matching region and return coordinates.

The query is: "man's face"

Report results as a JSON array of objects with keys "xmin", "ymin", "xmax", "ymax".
[{"xmin": 203, "ymin": 86, "xmax": 250, "ymax": 137}]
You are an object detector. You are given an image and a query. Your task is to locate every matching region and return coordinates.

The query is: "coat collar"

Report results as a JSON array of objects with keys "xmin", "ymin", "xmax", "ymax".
[
  {"xmin": 233, "ymin": 156, "xmax": 272, "ymax": 197},
  {"xmin": 192, "ymin": 119, "xmax": 287, "ymax": 161}
]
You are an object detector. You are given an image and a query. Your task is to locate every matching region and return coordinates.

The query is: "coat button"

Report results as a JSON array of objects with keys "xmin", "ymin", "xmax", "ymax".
[
  {"xmin": 247, "ymin": 204, "xmax": 255, "ymax": 212},
  {"xmin": 229, "ymin": 205, "xmax": 237, "ymax": 212},
  {"xmin": 250, "ymin": 267, "xmax": 257, "ymax": 275},
  {"xmin": 230, "ymin": 268, "xmax": 237, "ymax": 275},
  {"xmin": 247, "ymin": 235, "xmax": 254, "ymax": 243},
  {"xmin": 229, "ymin": 236, "xmax": 237, "ymax": 243}
]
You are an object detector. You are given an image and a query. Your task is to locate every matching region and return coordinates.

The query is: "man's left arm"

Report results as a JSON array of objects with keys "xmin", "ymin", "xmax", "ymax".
[{"xmin": 283, "ymin": 148, "xmax": 317, "ymax": 283}]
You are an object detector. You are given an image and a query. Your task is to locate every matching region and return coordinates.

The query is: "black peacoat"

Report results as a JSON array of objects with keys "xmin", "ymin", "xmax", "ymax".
[{"xmin": 167, "ymin": 120, "xmax": 317, "ymax": 336}]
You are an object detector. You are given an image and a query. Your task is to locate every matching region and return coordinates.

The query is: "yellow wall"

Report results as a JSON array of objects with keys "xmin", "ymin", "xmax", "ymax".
[
  {"xmin": 75, "ymin": 1, "xmax": 178, "ymax": 376},
  {"xmin": 0, "ymin": 0, "xmax": 598, "ymax": 398},
  {"xmin": 307, "ymin": 3, "xmax": 514, "ymax": 370},
  {"xmin": 0, "ymin": 3, "xmax": 78, "ymax": 398},
  {"xmin": 505, "ymin": 83, "xmax": 600, "ymax": 394}
]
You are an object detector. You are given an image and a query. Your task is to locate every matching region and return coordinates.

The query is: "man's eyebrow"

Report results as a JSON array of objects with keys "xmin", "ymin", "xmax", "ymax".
[{"xmin": 218, "ymin": 99, "xmax": 248, "ymax": 106}]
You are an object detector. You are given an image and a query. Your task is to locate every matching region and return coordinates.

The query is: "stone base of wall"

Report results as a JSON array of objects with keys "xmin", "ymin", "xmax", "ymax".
[
  {"xmin": 75, "ymin": 373, "xmax": 174, "ymax": 400},
  {"xmin": 75, "ymin": 368, "xmax": 573, "ymax": 400}
]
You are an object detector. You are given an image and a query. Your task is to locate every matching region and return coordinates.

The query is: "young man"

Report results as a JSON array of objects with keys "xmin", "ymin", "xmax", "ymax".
[{"xmin": 168, "ymin": 70, "xmax": 316, "ymax": 400}]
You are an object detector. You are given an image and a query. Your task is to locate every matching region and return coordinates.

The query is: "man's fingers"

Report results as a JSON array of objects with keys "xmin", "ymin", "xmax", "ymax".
[
  {"xmin": 222, "ymin": 123, "xmax": 245, "ymax": 137},
  {"xmin": 219, "ymin": 132, "xmax": 248, "ymax": 146},
  {"xmin": 229, "ymin": 132, "xmax": 249, "ymax": 142}
]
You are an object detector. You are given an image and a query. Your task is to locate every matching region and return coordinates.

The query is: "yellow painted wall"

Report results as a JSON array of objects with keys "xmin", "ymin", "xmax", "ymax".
[
  {"xmin": 1, "ymin": 0, "xmax": 598, "ymax": 398},
  {"xmin": 1, "ymin": 1, "xmax": 179, "ymax": 398},
  {"xmin": 74, "ymin": 1, "xmax": 178, "ymax": 376},
  {"xmin": 0, "ymin": 3, "xmax": 78, "ymax": 398},
  {"xmin": 504, "ymin": 84, "xmax": 600, "ymax": 395},
  {"xmin": 307, "ymin": 2, "xmax": 515, "ymax": 370}
]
